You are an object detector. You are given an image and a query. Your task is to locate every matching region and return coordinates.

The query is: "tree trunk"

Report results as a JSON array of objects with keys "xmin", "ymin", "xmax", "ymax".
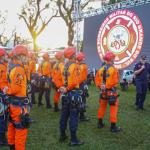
[
  {"xmin": 67, "ymin": 24, "xmax": 74, "ymax": 46},
  {"xmin": 33, "ymin": 36, "xmax": 37, "ymax": 52}
]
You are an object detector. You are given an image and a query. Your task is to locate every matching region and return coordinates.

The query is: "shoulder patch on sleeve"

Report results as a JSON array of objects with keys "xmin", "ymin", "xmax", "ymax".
[{"xmin": 17, "ymin": 74, "xmax": 24, "ymax": 79}]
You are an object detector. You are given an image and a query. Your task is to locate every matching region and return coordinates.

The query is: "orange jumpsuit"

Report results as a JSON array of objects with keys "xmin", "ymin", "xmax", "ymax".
[
  {"xmin": 52, "ymin": 60, "xmax": 64, "ymax": 103},
  {"xmin": 6, "ymin": 60, "xmax": 28, "ymax": 150},
  {"xmin": 29, "ymin": 59, "xmax": 36, "ymax": 74},
  {"xmin": 29, "ymin": 59, "xmax": 36, "ymax": 101},
  {"xmin": 54, "ymin": 59, "xmax": 80, "ymax": 90},
  {"xmin": 78, "ymin": 62, "xmax": 88, "ymax": 84},
  {"xmin": 24, "ymin": 64, "xmax": 31, "ymax": 81},
  {"xmin": 38, "ymin": 61, "xmax": 51, "ymax": 76},
  {"xmin": 54, "ymin": 59, "xmax": 81, "ymax": 132},
  {"xmin": 38, "ymin": 61, "xmax": 51, "ymax": 102},
  {"xmin": 0, "ymin": 61, "xmax": 8, "ymax": 91},
  {"xmin": 95, "ymin": 63, "xmax": 120, "ymax": 123}
]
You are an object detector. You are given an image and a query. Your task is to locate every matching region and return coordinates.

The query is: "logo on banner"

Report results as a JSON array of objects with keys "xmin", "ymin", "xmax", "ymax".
[{"xmin": 97, "ymin": 9, "xmax": 144, "ymax": 69}]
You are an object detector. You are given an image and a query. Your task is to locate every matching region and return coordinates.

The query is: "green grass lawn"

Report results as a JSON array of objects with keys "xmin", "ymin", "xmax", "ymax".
[{"xmin": 1, "ymin": 83, "xmax": 150, "ymax": 150}]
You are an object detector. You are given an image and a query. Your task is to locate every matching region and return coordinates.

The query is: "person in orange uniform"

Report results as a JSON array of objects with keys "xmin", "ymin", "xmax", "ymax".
[
  {"xmin": 29, "ymin": 52, "xmax": 38, "ymax": 104},
  {"xmin": 95, "ymin": 52, "xmax": 121, "ymax": 132},
  {"xmin": 8, "ymin": 51, "xmax": 14, "ymax": 67},
  {"xmin": 54, "ymin": 47, "xmax": 84, "ymax": 146},
  {"xmin": 38, "ymin": 53, "xmax": 54, "ymax": 108},
  {"xmin": 0, "ymin": 48, "xmax": 9, "ymax": 146},
  {"xmin": 76, "ymin": 52, "xmax": 90, "ymax": 121},
  {"xmin": 52, "ymin": 52, "xmax": 64, "ymax": 112},
  {"xmin": 3, "ymin": 45, "xmax": 30, "ymax": 150},
  {"xmin": 24, "ymin": 55, "xmax": 35, "ymax": 124}
]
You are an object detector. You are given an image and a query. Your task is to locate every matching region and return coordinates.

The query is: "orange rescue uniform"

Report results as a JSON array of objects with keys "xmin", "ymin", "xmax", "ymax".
[
  {"xmin": 95, "ymin": 63, "xmax": 120, "ymax": 123},
  {"xmin": 78, "ymin": 62, "xmax": 88, "ymax": 84},
  {"xmin": 24, "ymin": 64, "xmax": 31, "ymax": 81},
  {"xmin": 38, "ymin": 61, "xmax": 51, "ymax": 76},
  {"xmin": 29, "ymin": 59, "xmax": 36, "ymax": 73},
  {"xmin": 52, "ymin": 60, "xmax": 64, "ymax": 103},
  {"xmin": 6, "ymin": 60, "xmax": 28, "ymax": 150},
  {"xmin": 0, "ymin": 61, "xmax": 8, "ymax": 90},
  {"xmin": 54, "ymin": 59, "xmax": 80, "ymax": 90}
]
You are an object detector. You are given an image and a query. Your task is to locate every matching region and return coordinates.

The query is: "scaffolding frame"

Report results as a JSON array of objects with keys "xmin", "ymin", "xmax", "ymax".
[{"xmin": 72, "ymin": 0, "xmax": 150, "ymax": 52}]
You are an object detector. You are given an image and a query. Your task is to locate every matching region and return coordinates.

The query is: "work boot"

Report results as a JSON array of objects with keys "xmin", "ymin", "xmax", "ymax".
[
  {"xmin": 84, "ymin": 104, "xmax": 89, "ymax": 108},
  {"xmin": 32, "ymin": 99, "xmax": 38, "ymax": 104},
  {"xmin": 135, "ymin": 105, "xmax": 139, "ymax": 110},
  {"xmin": 70, "ymin": 131, "xmax": 84, "ymax": 147},
  {"xmin": 0, "ymin": 133, "xmax": 9, "ymax": 146},
  {"xmin": 97, "ymin": 119, "xmax": 105, "ymax": 129},
  {"xmin": 59, "ymin": 130, "xmax": 68, "ymax": 142},
  {"xmin": 54, "ymin": 103, "xmax": 61, "ymax": 112},
  {"xmin": 80, "ymin": 112, "xmax": 90, "ymax": 121},
  {"xmin": 139, "ymin": 107, "xmax": 146, "ymax": 110},
  {"xmin": 9, "ymin": 145, "xmax": 15, "ymax": 150},
  {"xmin": 38, "ymin": 99, "xmax": 44, "ymax": 106},
  {"xmin": 110, "ymin": 123, "xmax": 121, "ymax": 132},
  {"xmin": 46, "ymin": 101, "xmax": 54, "ymax": 109},
  {"xmin": 29, "ymin": 118, "xmax": 35, "ymax": 123}
]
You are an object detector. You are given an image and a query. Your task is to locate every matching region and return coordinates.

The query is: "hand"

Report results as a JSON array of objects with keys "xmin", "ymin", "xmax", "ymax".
[
  {"xmin": 59, "ymin": 87, "xmax": 67, "ymax": 93},
  {"xmin": 3, "ymin": 86, "xmax": 8, "ymax": 94},
  {"xmin": 141, "ymin": 65, "xmax": 145, "ymax": 70},
  {"xmin": 52, "ymin": 79, "xmax": 54, "ymax": 82},
  {"xmin": 38, "ymin": 73, "xmax": 42, "ymax": 77},
  {"xmin": 100, "ymin": 84, "xmax": 106, "ymax": 91}
]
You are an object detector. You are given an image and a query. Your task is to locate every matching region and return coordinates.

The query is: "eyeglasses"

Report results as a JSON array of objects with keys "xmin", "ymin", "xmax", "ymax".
[{"xmin": 142, "ymin": 58, "xmax": 146, "ymax": 60}]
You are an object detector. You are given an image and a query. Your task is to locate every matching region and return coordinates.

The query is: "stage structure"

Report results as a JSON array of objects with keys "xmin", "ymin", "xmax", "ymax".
[{"xmin": 72, "ymin": 0, "xmax": 150, "ymax": 70}]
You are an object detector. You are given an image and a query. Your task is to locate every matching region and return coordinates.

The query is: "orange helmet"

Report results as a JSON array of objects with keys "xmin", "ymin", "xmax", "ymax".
[
  {"xmin": 0, "ymin": 48, "xmax": 6, "ymax": 57},
  {"xmin": 43, "ymin": 53, "xmax": 49, "ymax": 60},
  {"xmin": 104, "ymin": 52, "xmax": 115, "ymax": 61},
  {"xmin": 12, "ymin": 45, "xmax": 28, "ymax": 56},
  {"xmin": 29, "ymin": 52, "xmax": 34, "ymax": 58},
  {"xmin": 8, "ymin": 51, "xmax": 13, "ymax": 58},
  {"xmin": 77, "ymin": 52, "xmax": 85, "ymax": 61},
  {"xmin": 64, "ymin": 46, "xmax": 76, "ymax": 58},
  {"xmin": 55, "ymin": 52, "xmax": 63, "ymax": 60}
]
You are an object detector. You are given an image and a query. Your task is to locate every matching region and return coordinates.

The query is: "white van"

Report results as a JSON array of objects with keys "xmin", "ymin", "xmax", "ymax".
[{"xmin": 122, "ymin": 70, "xmax": 134, "ymax": 83}]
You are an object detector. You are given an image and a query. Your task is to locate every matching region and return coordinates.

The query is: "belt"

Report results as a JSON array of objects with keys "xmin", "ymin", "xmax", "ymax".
[
  {"xmin": 41, "ymin": 76, "xmax": 51, "ymax": 79},
  {"xmin": 9, "ymin": 97, "xmax": 29, "ymax": 105},
  {"xmin": 107, "ymin": 87, "xmax": 117, "ymax": 91},
  {"xmin": 71, "ymin": 89, "xmax": 83, "ymax": 95}
]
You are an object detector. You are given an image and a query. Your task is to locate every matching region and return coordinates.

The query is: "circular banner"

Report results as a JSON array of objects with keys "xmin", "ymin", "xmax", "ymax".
[{"xmin": 97, "ymin": 9, "xmax": 144, "ymax": 69}]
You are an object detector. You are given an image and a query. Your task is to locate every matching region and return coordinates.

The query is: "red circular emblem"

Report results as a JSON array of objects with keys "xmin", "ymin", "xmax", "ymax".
[{"xmin": 97, "ymin": 9, "xmax": 144, "ymax": 69}]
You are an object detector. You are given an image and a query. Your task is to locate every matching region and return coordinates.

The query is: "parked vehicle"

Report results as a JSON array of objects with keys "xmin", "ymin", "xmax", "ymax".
[{"xmin": 122, "ymin": 70, "xmax": 134, "ymax": 83}]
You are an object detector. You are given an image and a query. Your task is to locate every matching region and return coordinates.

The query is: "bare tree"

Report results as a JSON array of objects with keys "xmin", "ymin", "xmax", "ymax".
[
  {"xmin": 18, "ymin": 0, "xmax": 58, "ymax": 52},
  {"xmin": 56, "ymin": 0, "xmax": 91, "ymax": 46},
  {"xmin": 0, "ymin": 10, "xmax": 8, "ymax": 45}
]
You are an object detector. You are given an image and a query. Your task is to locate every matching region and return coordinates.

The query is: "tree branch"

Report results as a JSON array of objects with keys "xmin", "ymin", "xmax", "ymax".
[
  {"xmin": 32, "ymin": 0, "xmax": 40, "ymax": 28},
  {"xmin": 57, "ymin": 0, "xmax": 69, "ymax": 26},
  {"xmin": 17, "ymin": 14, "xmax": 30, "ymax": 30},
  {"xmin": 81, "ymin": 0, "xmax": 90, "ymax": 10}
]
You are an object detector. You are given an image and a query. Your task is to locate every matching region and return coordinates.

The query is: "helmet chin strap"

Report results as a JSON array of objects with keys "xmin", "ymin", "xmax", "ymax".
[
  {"xmin": 0, "ymin": 55, "xmax": 8, "ymax": 63},
  {"xmin": 107, "ymin": 59, "xmax": 114, "ymax": 64},
  {"xmin": 16, "ymin": 55, "xmax": 26, "ymax": 65}
]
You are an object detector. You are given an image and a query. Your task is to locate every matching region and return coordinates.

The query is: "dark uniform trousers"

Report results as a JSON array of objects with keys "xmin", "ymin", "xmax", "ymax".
[
  {"xmin": 0, "ymin": 94, "xmax": 7, "ymax": 134},
  {"xmin": 60, "ymin": 92, "xmax": 79, "ymax": 131},
  {"xmin": 30, "ymin": 74, "xmax": 36, "ymax": 100},
  {"xmin": 134, "ymin": 62, "xmax": 150, "ymax": 108},
  {"xmin": 38, "ymin": 77, "xmax": 51, "ymax": 102},
  {"xmin": 135, "ymin": 81, "xmax": 148, "ymax": 108}
]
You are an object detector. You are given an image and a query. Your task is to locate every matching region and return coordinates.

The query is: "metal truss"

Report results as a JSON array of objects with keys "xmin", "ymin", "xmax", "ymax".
[
  {"xmin": 72, "ymin": 0, "xmax": 150, "ymax": 52},
  {"xmin": 73, "ymin": 0, "xmax": 82, "ymax": 52},
  {"xmin": 73, "ymin": 0, "xmax": 150, "ymax": 20}
]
